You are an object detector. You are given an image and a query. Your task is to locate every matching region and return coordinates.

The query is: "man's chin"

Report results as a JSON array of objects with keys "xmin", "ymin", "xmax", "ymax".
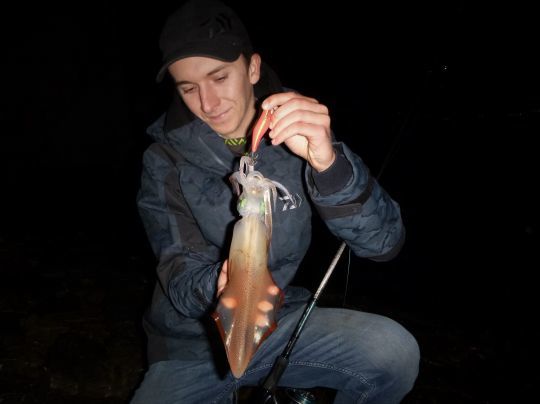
[{"xmin": 208, "ymin": 123, "xmax": 234, "ymax": 139}]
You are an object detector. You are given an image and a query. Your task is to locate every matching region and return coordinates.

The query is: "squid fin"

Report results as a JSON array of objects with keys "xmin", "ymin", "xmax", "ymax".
[{"xmin": 212, "ymin": 277, "xmax": 283, "ymax": 378}]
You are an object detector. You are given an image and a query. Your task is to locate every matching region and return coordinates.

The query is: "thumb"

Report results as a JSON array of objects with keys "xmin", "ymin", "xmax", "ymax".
[{"xmin": 217, "ymin": 259, "xmax": 229, "ymax": 296}]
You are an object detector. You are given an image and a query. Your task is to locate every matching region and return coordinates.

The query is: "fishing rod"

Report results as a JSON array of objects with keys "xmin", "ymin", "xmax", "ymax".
[{"xmin": 256, "ymin": 241, "xmax": 347, "ymax": 403}]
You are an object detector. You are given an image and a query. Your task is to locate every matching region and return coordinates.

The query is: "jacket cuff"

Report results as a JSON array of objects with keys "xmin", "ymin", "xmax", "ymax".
[
  {"xmin": 367, "ymin": 226, "xmax": 406, "ymax": 262},
  {"xmin": 310, "ymin": 148, "xmax": 353, "ymax": 196}
]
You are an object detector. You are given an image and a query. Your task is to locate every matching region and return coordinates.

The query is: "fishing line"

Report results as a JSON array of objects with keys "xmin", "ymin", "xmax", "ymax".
[
  {"xmin": 340, "ymin": 65, "xmax": 434, "ymax": 308},
  {"xmin": 342, "ymin": 246, "xmax": 351, "ymax": 307},
  {"xmin": 255, "ymin": 95, "xmax": 417, "ymax": 400},
  {"xmin": 254, "ymin": 65, "xmax": 435, "ymax": 403}
]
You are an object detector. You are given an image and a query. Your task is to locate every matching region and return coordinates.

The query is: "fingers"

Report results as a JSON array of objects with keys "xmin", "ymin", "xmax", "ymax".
[
  {"xmin": 217, "ymin": 259, "xmax": 228, "ymax": 297},
  {"xmin": 262, "ymin": 91, "xmax": 318, "ymax": 110},
  {"xmin": 264, "ymin": 93, "xmax": 327, "ymax": 128},
  {"xmin": 261, "ymin": 91, "xmax": 334, "ymax": 171},
  {"xmin": 264, "ymin": 94, "xmax": 330, "ymax": 144},
  {"xmin": 269, "ymin": 109, "xmax": 331, "ymax": 146}
]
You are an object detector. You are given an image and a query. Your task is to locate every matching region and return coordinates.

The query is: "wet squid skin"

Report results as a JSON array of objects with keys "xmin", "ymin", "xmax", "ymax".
[{"xmin": 212, "ymin": 156, "xmax": 296, "ymax": 378}]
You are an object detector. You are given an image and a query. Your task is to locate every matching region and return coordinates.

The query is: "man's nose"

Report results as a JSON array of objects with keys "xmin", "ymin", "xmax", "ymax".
[{"xmin": 200, "ymin": 86, "xmax": 219, "ymax": 114}]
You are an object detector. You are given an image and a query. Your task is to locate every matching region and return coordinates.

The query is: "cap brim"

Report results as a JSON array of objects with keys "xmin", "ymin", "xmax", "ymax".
[{"xmin": 156, "ymin": 42, "xmax": 243, "ymax": 83}]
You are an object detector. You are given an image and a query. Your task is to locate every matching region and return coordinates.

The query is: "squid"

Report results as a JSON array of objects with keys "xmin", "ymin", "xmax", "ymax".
[{"xmin": 212, "ymin": 125, "xmax": 296, "ymax": 378}]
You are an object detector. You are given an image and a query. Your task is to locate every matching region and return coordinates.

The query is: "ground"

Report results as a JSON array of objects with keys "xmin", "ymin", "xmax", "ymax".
[{"xmin": 1, "ymin": 228, "xmax": 533, "ymax": 403}]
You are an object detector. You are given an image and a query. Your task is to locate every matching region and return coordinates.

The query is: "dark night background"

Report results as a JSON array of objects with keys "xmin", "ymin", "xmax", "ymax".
[{"xmin": 1, "ymin": 1, "xmax": 538, "ymax": 403}]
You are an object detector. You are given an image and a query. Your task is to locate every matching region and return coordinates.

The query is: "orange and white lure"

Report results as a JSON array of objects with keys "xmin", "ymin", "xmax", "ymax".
[
  {"xmin": 251, "ymin": 108, "xmax": 274, "ymax": 154},
  {"xmin": 212, "ymin": 152, "xmax": 296, "ymax": 378}
]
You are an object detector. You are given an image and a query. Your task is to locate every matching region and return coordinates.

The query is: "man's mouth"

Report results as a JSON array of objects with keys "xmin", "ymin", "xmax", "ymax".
[{"xmin": 206, "ymin": 109, "xmax": 230, "ymax": 124}]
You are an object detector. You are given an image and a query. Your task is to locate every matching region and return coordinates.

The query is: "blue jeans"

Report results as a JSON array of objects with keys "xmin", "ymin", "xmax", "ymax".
[{"xmin": 130, "ymin": 307, "xmax": 420, "ymax": 403}]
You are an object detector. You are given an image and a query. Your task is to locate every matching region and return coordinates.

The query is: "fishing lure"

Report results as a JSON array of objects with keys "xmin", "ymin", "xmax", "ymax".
[{"xmin": 251, "ymin": 108, "xmax": 274, "ymax": 154}]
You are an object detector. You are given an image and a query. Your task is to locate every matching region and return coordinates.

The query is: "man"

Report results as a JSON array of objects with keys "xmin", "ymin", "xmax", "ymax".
[{"xmin": 131, "ymin": 1, "xmax": 419, "ymax": 402}]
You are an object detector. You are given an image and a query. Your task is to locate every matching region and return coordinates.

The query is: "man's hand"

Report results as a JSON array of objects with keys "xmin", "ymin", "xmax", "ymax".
[
  {"xmin": 217, "ymin": 259, "xmax": 228, "ymax": 297},
  {"xmin": 262, "ymin": 91, "xmax": 335, "ymax": 172}
]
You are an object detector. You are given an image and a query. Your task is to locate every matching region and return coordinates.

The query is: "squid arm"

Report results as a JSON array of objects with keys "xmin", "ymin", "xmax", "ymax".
[{"xmin": 212, "ymin": 156, "xmax": 296, "ymax": 378}]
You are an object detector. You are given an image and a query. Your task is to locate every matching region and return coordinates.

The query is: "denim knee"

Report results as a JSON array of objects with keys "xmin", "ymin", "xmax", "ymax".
[{"xmin": 358, "ymin": 315, "xmax": 420, "ymax": 401}]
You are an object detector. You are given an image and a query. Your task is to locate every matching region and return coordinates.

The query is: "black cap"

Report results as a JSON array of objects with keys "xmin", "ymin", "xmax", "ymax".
[{"xmin": 156, "ymin": 0, "xmax": 253, "ymax": 82}]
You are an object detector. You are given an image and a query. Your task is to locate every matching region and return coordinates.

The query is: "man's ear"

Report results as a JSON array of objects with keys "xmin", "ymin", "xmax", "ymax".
[{"xmin": 248, "ymin": 53, "xmax": 262, "ymax": 85}]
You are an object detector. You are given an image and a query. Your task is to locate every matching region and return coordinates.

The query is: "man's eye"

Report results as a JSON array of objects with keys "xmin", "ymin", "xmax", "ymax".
[
  {"xmin": 181, "ymin": 87, "xmax": 196, "ymax": 94},
  {"xmin": 215, "ymin": 75, "xmax": 227, "ymax": 83}
]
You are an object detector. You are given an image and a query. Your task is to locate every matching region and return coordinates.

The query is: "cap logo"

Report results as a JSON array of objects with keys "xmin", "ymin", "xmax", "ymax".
[{"xmin": 203, "ymin": 13, "xmax": 233, "ymax": 39}]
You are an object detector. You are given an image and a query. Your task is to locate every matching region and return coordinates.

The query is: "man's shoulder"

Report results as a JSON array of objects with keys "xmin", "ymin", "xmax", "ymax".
[{"xmin": 142, "ymin": 141, "xmax": 187, "ymax": 169}]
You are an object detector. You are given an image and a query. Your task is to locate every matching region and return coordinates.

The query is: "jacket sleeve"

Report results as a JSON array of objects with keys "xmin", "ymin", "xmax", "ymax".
[
  {"xmin": 136, "ymin": 143, "xmax": 221, "ymax": 318},
  {"xmin": 306, "ymin": 142, "xmax": 405, "ymax": 261}
]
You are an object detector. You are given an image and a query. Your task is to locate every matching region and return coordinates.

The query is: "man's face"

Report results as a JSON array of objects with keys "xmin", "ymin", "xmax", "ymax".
[{"xmin": 168, "ymin": 54, "xmax": 261, "ymax": 139}]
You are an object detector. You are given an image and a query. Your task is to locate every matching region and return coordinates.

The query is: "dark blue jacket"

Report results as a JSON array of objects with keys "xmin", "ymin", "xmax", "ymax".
[{"xmin": 137, "ymin": 105, "xmax": 405, "ymax": 364}]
